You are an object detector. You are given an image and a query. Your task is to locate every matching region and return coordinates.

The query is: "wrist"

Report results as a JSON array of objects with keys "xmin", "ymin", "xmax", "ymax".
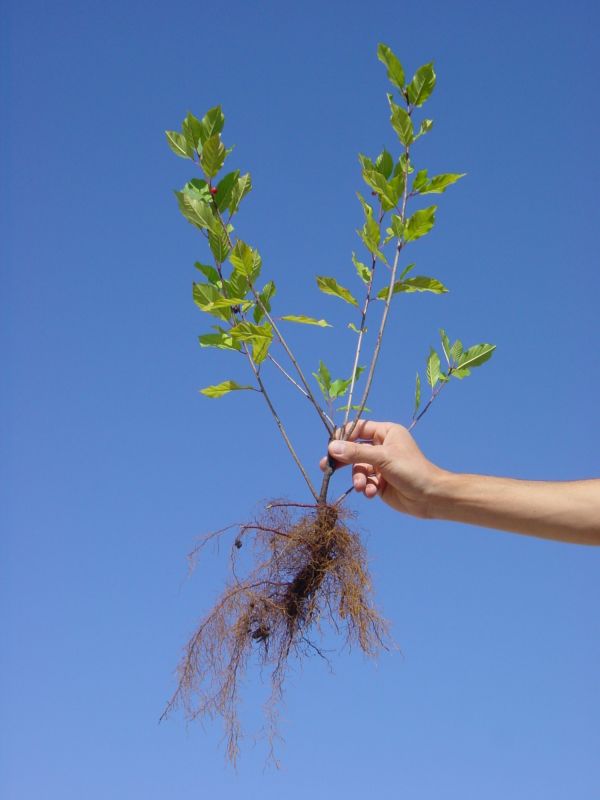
[{"xmin": 424, "ymin": 468, "xmax": 463, "ymax": 520}]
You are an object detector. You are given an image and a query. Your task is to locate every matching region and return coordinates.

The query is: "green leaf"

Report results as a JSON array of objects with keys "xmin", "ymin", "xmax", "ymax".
[
  {"xmin": 407, "ymin": 63, "xmax": 436, "ymax": 106},
  {"xmin": 166, "ymin": 130, "xmax": 193, "ymax": 159},
  {"xmin": 457, "ymin": 343, "xmax": 496, "ymax": 369},
  {"xmin": 414, "ymin": 371, "xmax": 421, "ymax": 415},
  {"xmin": 388, "ymin": 98, "xmax": 414, "ymax": 145},
  {"xmin": 194, "ymin": 262, "xmax": 221, "ymax": 285},
  {"xmin": 228, "ymin": 173, "xmax": 252, "ymax": 214},
  {"xmin": 192, "ymin": 283, "xmax": 231, "ymax": 320},
  {"xmin": 229, "ymin": 240, "xmax": 262, "ymax": 279},
  {"xmin": 389, "ymin": 214, "xmax": 404, "ymax": 238},
  {"xmin": 337, "ymin": 404, "xmax": 371, "ymax": 413},
  {"xmin": 362, "ymin": 167, "xmax": 402, "ymax": 211},
  {"xmin": 420, "ymin": 173, "xmax": 466, "ymax": 194},
  {"xmin": 450, "ymin": 339, "xmax": 463, "ymax": 363},
  {"xmin": 253, "ymin": 280, "xmax": 276, "ymax": 323},
  {"xmin": 377, "ymin": 43, "xmax": 405, "ymax": 89},
  {"xmin": 183, "ymin": 178, "xmax": 211, "ymax": 202},
  {"xmin": 450, "ymin": 367, "xmax": 470, "ymax": 379},
  {"xmin": 199, "ymin": 106, "xmax": 225, "ymax": 146},
  {"xmin": 175, "ymin": 191, "xmax": 216, "ymax": 230},
  {"xmin": 328, "ymin": 366, "xmax": 365, "ymax": 399},
  {"xmin": 229, "ymin": 321, "xmax": 273, "ymax": 364},
  {"xmin": 375, "ymin": 149, "xmax": 394, "ymax": 179},
  {"xmin": 208, "ymin": 224, "xmax": 230, "ymax": 263},
  {"xmin": 347, "ymin": 322, "xmax": 362, "ymax": 333},
  {"xmin": 198, "ymin": 331, "xmax": 240, "ymax": 351},
  {"xmin": 398, "ymin": 262, "xmax": 416, "ymax": 281},
  {"xmin": 182, "ymin": 112, "xmax": 203, "ymax": 152},
  {"xmin": 412, "ymin": 169, "xmax": 429, "ymax": 193},
  {"xmin": 376, "ymin": 275, "xmax": 447, "ymax": 299},
  {"xmin": 200, "ymin": 380, "xmax": 254, "ymax": 398},
  {"xmin": 316, "ymin": 276, "xmax": 359, "ymax": 307},
  {"xmin": 226, "ymin": 268, "xmax": 249, "ymax": 300},
  {"xmin": 405, "ymin": 206, "xmax": 437, "ymax": 241},
  {"xmin": 358, "ymin": 214, "xmax": 385, "ymax": 261},
  {"xmin": 214, "ymin": 170, "xmax": 240, "ymax": 211},
  {"xmin": 312, "ymin": 360, "xmax": 332, "ymax": 399},
  {"xmin": 281, "ymin": 315, "xmax": 331, "ymax": 327},
  {"xmin": 418, "ymin": 119, "xmax": 434, "ymax": 137},
  {"xmin": 196, "ymin": 295, "xmax": 251, "ymax": 314},
  {"xmin": 440, "ymin": 329, "xmax": 451, "ymax": 364},
  {"xmin": 201, "ymin": 134, "xmax": 226, "ymax": 178},
  {"xmin": 426, "ymin": 347, "xmax": 441, "ymax": 388},
  {"xmin": 352, "ymin": 252, "xmax": 371, "ymax": 284}
]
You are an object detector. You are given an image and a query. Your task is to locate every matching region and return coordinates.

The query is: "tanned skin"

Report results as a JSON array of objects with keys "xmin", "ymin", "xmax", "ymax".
[{"xmin": 321, "ymin": 420, "xmax": 600, "ymax": 546}]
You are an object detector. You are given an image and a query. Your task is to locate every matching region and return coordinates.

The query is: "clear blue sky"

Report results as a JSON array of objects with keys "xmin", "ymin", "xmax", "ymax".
[{"xmin": 3, "ymin": 0, "xmax": 599, "ymax": 796}]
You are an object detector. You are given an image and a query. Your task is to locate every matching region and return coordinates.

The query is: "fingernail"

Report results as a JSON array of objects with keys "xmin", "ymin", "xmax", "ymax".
[{"xmin": 330, "ymin": 441, "xmax": 346, "ymax": 457}]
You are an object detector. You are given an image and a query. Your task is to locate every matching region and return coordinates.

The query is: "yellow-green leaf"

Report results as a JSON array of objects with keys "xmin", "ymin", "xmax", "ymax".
[
  {"xmin": 316, "ymin": 276, "xmax": 358, "ymax": 307},
  {"xmin": 166, "ymin": 130, "xmax": 193, "ymax": 159},
  {"xmin": 280, "ymin": 315, "xmax": 331, "ymax": 327},
  {"xmin": 200, "ymin": 380, "xmax": 254, "ymax": 398}
]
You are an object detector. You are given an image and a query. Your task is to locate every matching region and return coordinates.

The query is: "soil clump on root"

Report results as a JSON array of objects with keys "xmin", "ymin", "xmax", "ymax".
[{"xmin": 161, "ymin": 500, "xmax": 388, "ymax": 763}]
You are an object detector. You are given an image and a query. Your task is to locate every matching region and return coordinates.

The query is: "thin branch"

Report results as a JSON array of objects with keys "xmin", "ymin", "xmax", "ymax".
[
  {"xmin": 251, "ymin": 287, "xmax": 334, "ymax": 436},
  {"xmin": 268, "ymin": 353, "xmax": 335, "ymax": 429},
  {"xmin": 347, "ymin": 135, "xmax": 413, "ymax": 439},
  {"xmin": 242, "ymin": 343, "xmax": 319, "ymax": 502},
  {"xmin": 343, "ymin": 204, "xmax": 385, "ymax": 428}
]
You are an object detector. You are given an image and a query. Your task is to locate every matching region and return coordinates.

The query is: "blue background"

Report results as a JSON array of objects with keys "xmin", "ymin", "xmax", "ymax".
[{"xmin": 3, "ymin": 0, "xmax": 599, "ymax": 796}]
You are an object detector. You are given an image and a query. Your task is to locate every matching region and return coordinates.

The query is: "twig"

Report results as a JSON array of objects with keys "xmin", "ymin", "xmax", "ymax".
[
  {"xmin": 268, "ymin": 354, "xmax": 335, "ymax": 429},
  {"xmin": 243, "ymin": 343, "xmax": 319, "ymax": 502},
  {"xmin": 251, "ymin": 286, "xmax": 334, "ymax": 436}
]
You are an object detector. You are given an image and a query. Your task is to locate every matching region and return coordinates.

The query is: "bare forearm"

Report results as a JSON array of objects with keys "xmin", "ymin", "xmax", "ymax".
[{"xmin": 428, "ymin": 472, "xmax": 600, "ymax": 546}]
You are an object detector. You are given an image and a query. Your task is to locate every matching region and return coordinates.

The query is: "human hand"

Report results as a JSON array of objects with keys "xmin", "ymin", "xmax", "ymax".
[{"xmin": 320, "ymin": 420, "xmax": 447, "ymax": 518}]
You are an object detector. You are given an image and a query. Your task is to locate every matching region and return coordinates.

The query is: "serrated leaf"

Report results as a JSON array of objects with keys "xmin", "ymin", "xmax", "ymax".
[
  {"xmin": 175, "ymin": 190, "xmax": 216, "ymax": 230},
  {"xmin": 183, "ymin": 177, "xmax": 211, "ymax": 201},
  {"xmin": 328, "ymin": 365, "xmax": 365, "ymax": 399},
  {"xmin": 440, "ymin": 329, "xmax": 451, "ymax": 364},
  {"xmin": 213, "ymin": 170, "xmax": 240, "ymax": 211},
  {"xmin": 253, "ymin": 280, "xmax": 276, "ymax": 323},
  {"xmin": 375, "ymin": 149, "xmax": 394, "ymax": 179},
  {"xmin": 192, "ymin": 283, "xmax": 230, "ymax": 320},
  {"xmin": 312, "ymin": 360, "xmax": 332, "ymax": 399},
  {"xmin": 451, "ymin": 367, "xmax": 470, "ymax": 379},
  {"xmin": 229, "ymin": 322, "xmax": 273, "ymax": 364},
  {"xmin": 418, "ymin": 119, "xmax": 434, "ymax": 136},
  {"xmin": 166, "ymin": 130, "xmax": 193, "ymax": 159},
  {"xmin": 228, "ymin": 173, "xmax": 252, "ymax": 215},
  {"xmin": 426, "ymin": 348, "xmax": 441, "ymax": 388},
  {"xmin": 420, "ymin": 173, "xmax": 466, "ymax": 194},
  {"xmin": 414, "ymin": 372, "xmax": 421, "ymax": 415},
  {"xmin": 229, "ymin": 240, "xmax": 262, "ymax": 279},
  {"xmin": 226, "ymin": 269, "xmax": 249, "ymax": 300},
  {"xmin": 316, "ymin": 276, "xmax": 358, "ymax": 307},
  {"xmin": 376, "ymin": 275, "xmax": 447, "ymax": 299},
  {"xmin": 377, "ymin": 43, "xmax": 405, "ymax": 89},
  {"xmin": 200, "ymin": 380, "xmax": 254, "ymax": 398},
  {"xmin": 412, "ymin": 169, "xmax": 429, "ymax": 193},
  {"xmin": 199, "ymin": 106, "xmax": 225, "ymax": 146},
  {"xmin": 201, "ymin": 134, "xmax": 226, "ymax": 178},
  {"xmin": 182, "ymin": 112, "xmax": 203, "ymax": 152},
  {"xmin": 208, "ymin": 224, "xmax": 230, "ymax": 263},
  {"xmin": 194, "ymin": 262, "xmax": 221, "ymax": 285},
  {"xmin": 450, "ymin": 339, "xmax": 463, "ymax": 363},
  {"xmin": 198, "ymin": 332, "xmax": 240, "ymax": 351},
  {"xmin": 457, "ymin": 343, "xmax": 496, "ymax": 369},
  {"xmin": 352, "ymin": 252, "xmax": 371, "ymax": 284},
  {"xmin": 407, "ymin": 63, "xmax": 436, "ymax": 106},
  {"xmin": 388, "ymin": 99, "xmax": 414, "ymax": 145},
  {"xmin": 362, "ymin": 168, "xmax": 402, "ymax": 211},
  {"xmin": 281, "ymin": 315, "xmax": 331, "ymax": 327},
  {"xmin": 405, "ymin": 206, "xmax": 437, "ymax": 242}
]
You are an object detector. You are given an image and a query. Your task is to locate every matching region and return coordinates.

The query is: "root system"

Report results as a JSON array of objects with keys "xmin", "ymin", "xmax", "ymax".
[{"xmin": 161, "ymin": 500, "xmax": 388, "ymax": 764}]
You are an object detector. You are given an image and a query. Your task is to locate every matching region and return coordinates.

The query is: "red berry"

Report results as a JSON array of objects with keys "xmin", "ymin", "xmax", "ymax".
[{"xmin": 210, "ymin": 186, "xmax": 218, "ymax": 195}]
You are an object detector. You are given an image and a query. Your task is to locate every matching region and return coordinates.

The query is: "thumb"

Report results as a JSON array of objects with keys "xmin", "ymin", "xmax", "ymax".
[{"xmin": 328, "ymin": 439, "xmax": 388, "ymax": 468}]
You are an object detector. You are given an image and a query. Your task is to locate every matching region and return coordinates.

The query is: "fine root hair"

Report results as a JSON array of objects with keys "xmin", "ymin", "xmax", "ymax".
[{"xmin": 161, "ymin": 500, "xmax": 389, "ymax": 764}]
